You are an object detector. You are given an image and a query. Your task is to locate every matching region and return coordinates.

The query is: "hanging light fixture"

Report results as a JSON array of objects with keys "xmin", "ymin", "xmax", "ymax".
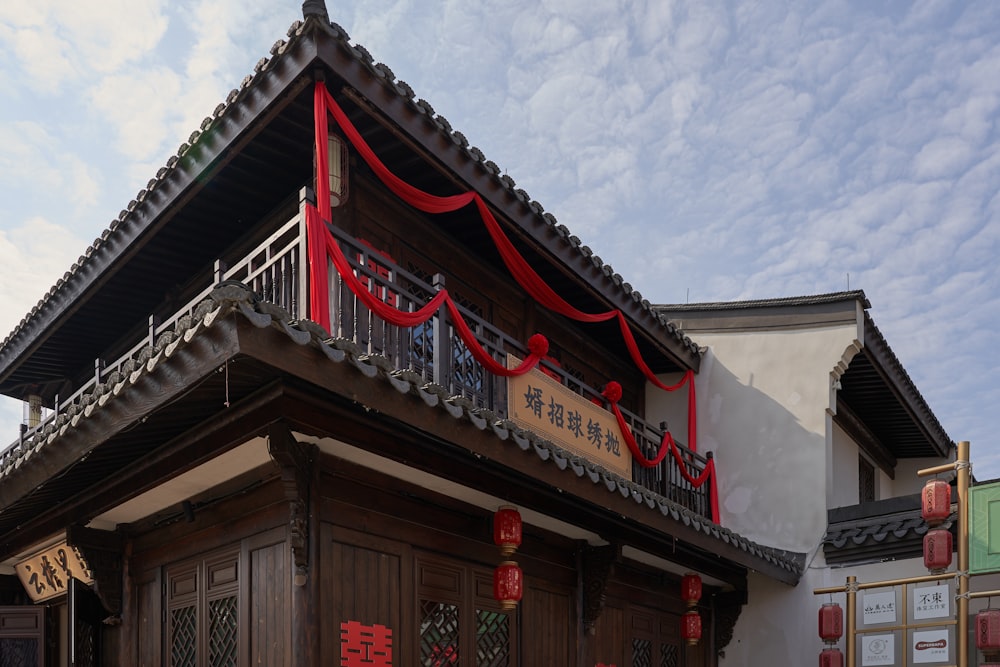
[
  {"xmin": 923, "ymin": 528, "xmax": 953, "ymax": 572},
  {"xmin": 681, "ymin": 573, "xmax": 702, "ymax": 607},
  {"xmin": 680, "ymin": 573, "xmax": 702, "ymax": 646},
  {"xmin": 921, "ymin": 478, "xmax": 951, "ymax": 526},
  {"xmin": 818, "ymin": 602, "xmax": 843, "ymax": 644},
  {"xmin": 493, "ymin": 506, "xmax": 522, "ymax": 557},
  {"xmin": 978, "ymin": 608, "xmax": 1000, "ymax": 652},
  {"xmin": 493, "ymin": 561, "xmax": 523, "ymax": 611},
  {"xmin": 327, "ymin": 132, "xmax": 349, "ymax": 208},
  {"xmin": 819, "ymin": 647, "xmax": 844, "ymax": 667}
]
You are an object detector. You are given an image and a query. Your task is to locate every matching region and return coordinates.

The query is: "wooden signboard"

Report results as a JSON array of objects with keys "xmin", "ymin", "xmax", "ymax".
[
  {"xmin": 507, "ymin": 355, "xmax": 632, "ymax": 480},
  {"xmin": 15, "ymin": 542, "xmax": 93, "ymax": 603}
]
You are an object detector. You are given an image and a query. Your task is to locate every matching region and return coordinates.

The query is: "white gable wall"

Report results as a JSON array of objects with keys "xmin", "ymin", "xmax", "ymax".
[{"xmin": 648, "ymin": 322, "xmax": 859, "ymax": 552}]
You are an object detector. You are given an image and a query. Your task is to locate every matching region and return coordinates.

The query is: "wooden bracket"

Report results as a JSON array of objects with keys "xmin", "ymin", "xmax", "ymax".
[
  {"xmin": 714, "ymin": 589, "xmax": 747, "ymax": 655},
  {"xmin": 268, "ymin": 422, "xmax": 317, "ymax": 584},
  {"xmin": 65, "ymin": 525, "xmax": 124, "ymax": 621},
  {"xmin": 581, "ymin": 543, "xmax": 620, "ymax": 635}
]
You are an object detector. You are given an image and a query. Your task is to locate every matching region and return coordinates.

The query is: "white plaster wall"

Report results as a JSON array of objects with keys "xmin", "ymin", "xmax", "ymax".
[
  {"xmin": 648, "ymin": 324, "xmax": 859, "ymax": 552},
  {"xmin": 893, "ymin": 456, "xmax": 957, "ymax": 496},
  {"xmin": 830, "ymin": 421, "xmax": 860, "ymax": 508}
]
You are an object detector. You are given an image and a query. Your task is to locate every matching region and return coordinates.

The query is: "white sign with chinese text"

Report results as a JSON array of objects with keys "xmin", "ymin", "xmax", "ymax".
[
  {"xmin": 862, "ymin": 634, "xmax": 895, "ymax": 666},
  {"xmin": 863, "ymin": 591, "xmax": 897, "ymax": 624},
  {"xmin": 507, "ymin": 355, "xmax": 632, "ymax": 479},
  {"xmin": 913, "ymin": 584, "xmax": 950, "ymax": 620},
  {"xmin": 912, "ymin": 629, "xmax": 949, "ymax": 664}
]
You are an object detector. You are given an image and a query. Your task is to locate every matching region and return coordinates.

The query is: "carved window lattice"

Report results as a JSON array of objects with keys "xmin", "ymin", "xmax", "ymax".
[
  {"xmin": 75, "ymin": 619, "xmax": 96, "ymax": 667},
  {"xmin": 631, "ymin": 638, "xmax": 652, "ymax": 667},
  {"xmin": 660, "ymin": 643, "xmax": 678, "ymax": 667},
  {"xmin": 420, "ymin": 600, "xmax": 460, "ymax": 666},
  {"xmin": 0, "ymin": 638, "xmax": 37, "ymax": 667},
  {"xmin": 170, "ymin": 606, "xmax": 197, "ymax": 667},
  {"xmin": 475, "ymin": 609, "xmax": 510, "ymax": 667},
  {"xmin": 209, "ymin": 595, "xmax": 239, "ymax": 667},
  {"xmin": 859, "ymin": 454, "xmax": 875, "ymax": 503}
]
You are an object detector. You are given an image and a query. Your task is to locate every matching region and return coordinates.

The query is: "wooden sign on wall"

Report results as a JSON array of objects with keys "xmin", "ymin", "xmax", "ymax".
[
  {"xmin": 507, "ymin": 355, "xmax": 632, "ymax": 480},
  {"xmin": 15, "ymin": 542, "xmax": 93, "ymax": 603}
]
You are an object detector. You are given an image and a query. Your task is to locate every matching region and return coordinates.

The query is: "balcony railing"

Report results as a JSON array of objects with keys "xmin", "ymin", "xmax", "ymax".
[{"xmin": 3, "ymin": 202, "xmax": 711, "ymax": 520}]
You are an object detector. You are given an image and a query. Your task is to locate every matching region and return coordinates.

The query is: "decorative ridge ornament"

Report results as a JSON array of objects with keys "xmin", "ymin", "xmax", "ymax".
[{"xmin": 302, "ymin": 0, "xmax": 329, "ymax": 22}]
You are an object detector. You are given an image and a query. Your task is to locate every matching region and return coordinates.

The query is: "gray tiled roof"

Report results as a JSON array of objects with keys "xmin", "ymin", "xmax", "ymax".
[
  {"xmin": 3, "ymin": 283, "xmax": 804, "ymax": 582},
  {"xmin": 823, "ymin": 494, "xmax": 954, "ymax": 565},
  {"xmin": 0, "ymin": 10, "xmax": 700, "ymax": 366}
]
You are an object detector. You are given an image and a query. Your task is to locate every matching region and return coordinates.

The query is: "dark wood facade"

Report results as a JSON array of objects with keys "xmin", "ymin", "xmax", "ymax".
[{"xmin": 0, "ymin": 3, "xmax": 802, "ymax": 666}]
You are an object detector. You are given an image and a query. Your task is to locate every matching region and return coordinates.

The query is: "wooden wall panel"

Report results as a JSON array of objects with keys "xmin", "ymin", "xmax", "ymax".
[
  {"xmin": 521, "ymin": 579, "xmax": 574, "ymax": 665},
  {"xmin": 248, "ymin": 541, "xmax": 288, "ymax": 666},
  {"xmin": 592, "ymin": 604, "xmax": 625, "ymax": 667},
  {"xmin": 320, "ymin": 526, "xmax": 411, "ymax": 666}
]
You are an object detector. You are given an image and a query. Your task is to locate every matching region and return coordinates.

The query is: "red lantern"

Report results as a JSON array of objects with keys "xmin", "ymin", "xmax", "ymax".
[
  {"xmin": 923, "ymin": 528, "xmax": 953, "ymax": 572},
  {"xmin": 818, "ymin": 603, "xmax": 843, "ymax": 643},
  {"xmin": 493, "ymin": 561, "xmax": 523, "ymax": 611},
  {"xmin": 921, "ymin": 479, "xmax": 951, "ymax": 526},
  {"xmin": 819, "ymin": 648, "xmax": 843, "ymax": 667},
  {"xmin": 493, "ymin": 506, "xmax": 522, "ymax": 557},
  {"xmin": 681, "ymin": 573, "xmax": 702, "ymax": 608},
  {"xmin": 977, "ymin": 608, "xmax": 1000, "ymax": 651},
  {"xmin": 681, "ymin": 610, "xmax": 702, "ymax": 646}
]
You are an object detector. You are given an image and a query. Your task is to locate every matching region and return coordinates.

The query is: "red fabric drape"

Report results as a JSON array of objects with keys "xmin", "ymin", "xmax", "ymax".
[
  {"xmin": 313, "ymin": 82, "xmax": 700, "ymax": 452},
  {"xmin": 602, "ymin": 382, "xmax": 718, "ymax": 523},
  {"xmin": 306, "ymin": 203, "xmax": 546, "ymax": 377}
]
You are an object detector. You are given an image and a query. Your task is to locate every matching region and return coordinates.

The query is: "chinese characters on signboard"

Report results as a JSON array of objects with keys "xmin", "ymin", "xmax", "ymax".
[
  {"xmin": 14, "ymin": 542, "xmax": 94, "ymax": 603},
  {"xmin": 863, "ymin": 591, "xmax": 897, "ymax": 625},
  {"xmin": 913, "ymin": 584, "xmax": 950, "ymax": 620},
  {"xmin": 507, "ymin": 355, "xmax": 632, "ymax": 480},
  {"xmin": 861, "ymin": 634, "xmax": 894, "ymax": 666}
]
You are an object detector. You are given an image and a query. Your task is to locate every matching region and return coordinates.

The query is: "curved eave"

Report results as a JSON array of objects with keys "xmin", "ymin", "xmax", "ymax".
[{"xmin": 0, "ymin": 14, "xmax": 699, "ymax": 400}]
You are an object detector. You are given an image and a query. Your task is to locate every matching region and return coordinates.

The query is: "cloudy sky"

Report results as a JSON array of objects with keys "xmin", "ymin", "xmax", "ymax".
[{"xmin": 1, "ymin": 1, "xmax": 998, "ymax": 474}]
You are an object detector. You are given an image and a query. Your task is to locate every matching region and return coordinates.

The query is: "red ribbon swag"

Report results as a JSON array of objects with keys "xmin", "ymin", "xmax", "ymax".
[{"xmin": 310, "ymin": 81, "xmax": 718, "ymax": 522}]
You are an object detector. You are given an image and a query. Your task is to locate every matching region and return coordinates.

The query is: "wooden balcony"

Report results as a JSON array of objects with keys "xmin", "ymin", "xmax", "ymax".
[{"xmin": 4, "ymin": 204, "xmax": 712, "ymax": 520}]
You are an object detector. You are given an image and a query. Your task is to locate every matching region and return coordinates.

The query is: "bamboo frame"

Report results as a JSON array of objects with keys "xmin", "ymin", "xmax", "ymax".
[{"xmin": 814, "ymin": 441, "xmax": 971, "ymax": 667}]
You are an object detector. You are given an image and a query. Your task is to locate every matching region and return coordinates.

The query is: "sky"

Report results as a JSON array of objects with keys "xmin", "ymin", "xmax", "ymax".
[{"xmin": 0, "ymin": 1, "xmax": 998, "ymax": 474}]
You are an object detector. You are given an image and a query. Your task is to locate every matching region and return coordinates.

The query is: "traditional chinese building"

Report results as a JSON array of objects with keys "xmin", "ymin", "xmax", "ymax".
[{"xmin": 0, "ymin": 2, "xmax": 807, "ymax": 666}]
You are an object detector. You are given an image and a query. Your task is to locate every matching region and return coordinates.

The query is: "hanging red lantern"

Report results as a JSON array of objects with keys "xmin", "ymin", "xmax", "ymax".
[
  {"xmin": 493, "ymin": 506, "xmax": 522, "ymax": 557},
  {"xmin": 681, "ymin": 573, "xmax": 702, "ymax": 608},
  {"xmin": 493, "ymin": 561, "xmax": 523, "ymax": 611},
  {"xmin": 921, "ymin": 479, "xmax": 951, "ymax": 526},
  {"xmin": 819, "ymin": 648, "xmax": 844, "ymax": 667},
  {"xmin": 923, "ymin": 528, "xmax": 953, "ymax": 572},
  {"xmin": 977, "ymin": 608, "xmax": 1000, "ymax": 651},
  {"xmin": 818, "ymin": 603, "xmax": 843, "ymax": 643},
  {"xmin": 681, "ymin": 610, "xmax": 702, "ymax": 646},
  {"xmin": 681, "ymin": 573, "xmax": 702, "ymax": 605}
]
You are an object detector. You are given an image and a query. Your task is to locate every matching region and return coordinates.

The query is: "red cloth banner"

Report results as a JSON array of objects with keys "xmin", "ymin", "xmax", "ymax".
[
  {"xmin": 312, "ymin": 82, "xmax": 700, "ymax": 452},
  {"xmin": 602, "ymin": 381, "xmax": 718, "ymax": 523}
]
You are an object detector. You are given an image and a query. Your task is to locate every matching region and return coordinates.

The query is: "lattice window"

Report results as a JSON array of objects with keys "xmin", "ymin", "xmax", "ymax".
[
  {"xmin": 209, "ymin": 596, "xmax": 239, "ymax": 667},
  {"xmin": 170, "ymin": 606, "xmax": 197, "ymax": 667},
  {"xmin": 631, "ymin": 638, "xmax": 652, "ymax": 667},
  {"xmin": 420, "ymin": 600, "xmax": 460, "ymax": 665},
  {"xmin": 660, "ymin": 642, "xmax": 678, "ymax": 667},
  {"xmin": 0, "ymin": 638, "xmax": 38, "ymax": 667},
  {"xmin": 859, "ymin": 455, "xmax": 876, "ymax": 503},
  {"xmin": 166, "ymin": 550, "xmax": 239, "ymax": 667},
  {"xmin": 75, "ymin": 620, "xmax": 96, "ymax": 667},
  {"xmin": 476, "ymin": 609, "xmax": 510, "ymax": 667}
]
